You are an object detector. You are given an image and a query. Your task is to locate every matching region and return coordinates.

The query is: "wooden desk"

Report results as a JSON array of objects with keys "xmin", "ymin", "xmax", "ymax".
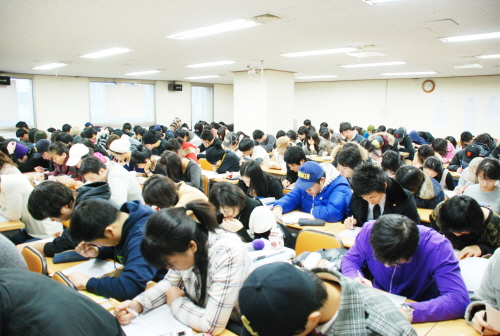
[
  {"xmin": 0, "ymin": 220, "xmax": 25, "ymax": 232},
  {"xmin": 308, "ymin": 156, "xmax": 334, "ymax": 163},
  {"xmin": 46, "ymin": 257, "xmax": 88, "ymax": 274},
  {"xmin": 323, "ymin": 223, "xmax": 355, "ymax": 248},
  {"xmin": 450, "ymin": 171, "xmax": 461, "ymax": 180},
  {"xmin": 399, "ymin": 152, "xmax": 410, "ymax": 158},
  {"xmin": 261, "ymin": 165, "xmax": 287, "ymax": 176},
  {"xmin": 411, "ymin": 321, "xmax": 438, "ymax": 336},
  {"xmin": 425, "ymin": 319, "xmax": 476, "ymax": 336},
  {"xmin": 417, "ymin": 208, "xmax": 432, "ymax": 224}
]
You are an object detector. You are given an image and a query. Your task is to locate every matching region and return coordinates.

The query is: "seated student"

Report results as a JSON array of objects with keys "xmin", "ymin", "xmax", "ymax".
[
  {"xmin": 430, "ymin": 195, "xmax": 500, "ymax": 259},
  {"xmin": 141, "ymin": 130, "xmax": 167, "ymax": 156},
  {"xmin": 361, "ymin": 138, "xmax": 382, "ymax": 164},
  {"xmin": 109, "ymin": 134, "xmax": 134, "ymax": 169},
  {"xmin": 198, "ymin": 129, "xmax": 223, "ymax": 158},
  {"xmin": 122, "ymin": 122, "xmax": 134, "ymax": 137},
  {"xmin": 222, "ymin": 132, "xmax": 239, "ymax": 151},
  {"xmin": 339, "ymin": 121, "xmax": 364, "ymax": 143},
  {"xmin": 79, "ymin": 156, "xmax": 144, "ymax": 206},
  {"xmin": 172, "ymin": 130, "xmax": 199, "ymax": 162},
  {"xmin": 303, "ymin": 118, "xmax": 316, "ymax": 132},
  {"xmin": 287, "ymin": 129, "xmax": 303, "ymax": 148},
  {"xmin": 455, "ymin": 157, "xmax": 483, "ymax": 194},
  {"xmin": 475, "ymin": 133, "xmax": 495, "ymax": 155},
  {"xmin": 432, "ymin": 138, "xmax": 455, "ymax": 164},
  {"xmin": 46, "ymin": 141, "xmax": 78, "ymax": 178},
  {"xmin": 115, "ymin": 201, "xmax": 254, "ymax": 335},
  {"xmin": 393, "ymin": 128, "xmax": 415, "ymax": 161},
  {"xmin": 396, "ymin": 165, "xmax": 445, "ymax": 209},
  {"xmin": 303, "ymin": 131, "xmax": 327, "ymax": 156},
  {"xmin": 464, "ymin": 158, "xmax": 500, "ymax": 214},
  {"xmin": 335, "ymin": 146, "xmax": 364, "ymax": 179},
  {"xmin": 210, "ymin": 182, "xmax": 277, "ymax": 242},
  {"xmin": 237, "ymin": 160, "xmax": 283, "ymax": 200},
  {"xmin": 5, "ymin": 139, "xmax": 51, "ymax": 173},
  {"xmin": 413, "ymin": 144, "xmax": 442, "ymax": 167},
  {"xmin": 82, "ymin": 126, "xmax": 98, "ymax": 143},
  {"xmin": 320, "ymin": 128, "xmax": 340, "ymax": 155},
  {"xmin": 128, "ymin": 148, "xmax": 164, "ymax": 176},
  {"xmin": 0, "ymin": 151, "xmax": 21, "ymax": 175},
  {"xmin": 409, "ymin": 130, "xmax": 427, "ymax": 146},
  {"xmin": 269, "ymin": 135, "xmax": 289, "ymax": 165},
  {"xmin": 252, "ymin": 129, "xmax": 276, "ymax": 153},
  {"xmin": 423, "ymin": 156, "xmax": 455, "ymax": 191},
  {"xmin": 0, "ymin": 269, "xmax": 126, "ymax": 336},
  {"xmin": 69, "ymin": 199, "xmax": 163, "ymax": 301},
  {"xmin": 345, "ymin": 164, "xmax": 419, "ymax": 229},
  {"xmin": 272, "ymin": 161, "xmax": 351, "ymax": 223},
  {"xmin": 381, "ymin": 150, "xmax": 402, "ymax": 178},
  {"xmin": 238, "ymin": 138, "xmax": 270, "ymax": 165},
  {"xmin": 460, "ymin": 131, "xmax": 474, "ymax": 149},
  {"xmin": 465, "ymin": 248, "xmax": 500, "ymax": 335},
  {"xmin": 446, "ymin": 135, "xmax": 458, "ymax": 152},
  {"xmin": 205, "ymin": 147, "xmax": 240, "ymax": 173},
  {"xmin": 448, "ymin": 143, "xmax": 481, "ymax": 172},
  {"xmin": 342, "ymin": 214, "xmax": 470, "ymax": 323},
  {"xmin": 158, "ymin": 150, "xmax": 202, "ymax": 191},
  {"xmin": 16, "ymin": 128, "xmax": 33, "ymax": 148},
  {"xmin": 282, "ymin": 146, "xmax": 309, "ymax": 188},
  {"xmin": 238, "ymin": 262, "xmax": 416, "ymax": 336},
  {"xmin": 275, "ymin": 129, "xmax": 286, "ymax": 139},
  {"xmin": 369, "ymin": 131, "xmax": 399, "ymax": 153},
  {"xmin": 0, "ymin": 234, "xmax": 27, "ymax": 270},
  {"xmin": 142, "ymin": 175, "xmax": 207, "ymax": 210}
]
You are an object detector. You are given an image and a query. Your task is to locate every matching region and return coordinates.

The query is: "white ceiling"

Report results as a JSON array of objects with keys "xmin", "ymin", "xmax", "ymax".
[{"xmin": 1, "ymin": 0, "xmax": 500, "ymax": 84}]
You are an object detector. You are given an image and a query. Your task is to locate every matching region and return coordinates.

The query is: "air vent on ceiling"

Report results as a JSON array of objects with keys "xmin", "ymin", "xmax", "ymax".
[{"xmin": 248, "ymin": 13, "xmax": 284, "ymax": 24}]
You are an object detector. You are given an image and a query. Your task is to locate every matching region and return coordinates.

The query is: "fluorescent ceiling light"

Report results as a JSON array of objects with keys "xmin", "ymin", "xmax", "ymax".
[
  {"xmin": 362, "ymin": 0, "xmax": 400, "ymax": 4},
  {"xmin": 124, "ymin": 70, "xmax": 161, "ymax": 75},
  {"xmin": 440, "ymin": 31, "xmax": 500, "ymax": 43},
  {"xmin": 340, "ymin": 61, "xmax": 406, "ymax": 68},
  {"xmin": 185, "ymin": 61, "xmax": 235, "ymax": 68},
  {"xmin": 185, "ymin": 75, "xmax": 220, "ymax": 79},
  {"xmin": 80, "ymin": 47, "xmax": 131, "ymax": 59},
  {"xmin": 477, "ymin": 54, "xmax": 500, "ymax": 59},
  {"xmin": 32, "ymin": 62, "xmax": 68, "ymax": 70},
  {"xmin": 453, "ymin": 63, "xmax": 483, "ymax": 69},
  {"xmin": 347, "ymin": 51, "xmax": 386, "ymax": 58},
  {"xmin": 295, "ymin": 75, "xmax": 339, "ymax": 79},
  {"xmin": 282, "ymin": 47, "xmax": 357, "ymax": 57},
  {"xmin": 380, "ymin": 71, "xmax": 437, "ymax": 75},
  {"xmin": 167, "ymin": 19, "xmax": 260, "ymax": 40}
]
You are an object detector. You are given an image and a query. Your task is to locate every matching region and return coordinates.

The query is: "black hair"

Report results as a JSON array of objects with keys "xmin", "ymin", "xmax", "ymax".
[
  {"xmin": 445, "ymin": 136, "xmax": 457, "ymax": 149},
  {"xmin": 306, "ymin": 132, "xmax": 321, "ymax": 153},
  {"xmin": 320, "ymin": 122, "xmax": 328, "ymax": 128},
  {"xmin": 122, "ymin": 123, "xmax": 132, "ymax": 131},
  {"xmin": 209, "ymin": 181, "xmax": 246, "ymax": 211},
  {"xmin": 395, "ymin": 166, "xmax": 424, "ymax": 194},
  {"xmin": 130, "ymin": 148, "xmax": 152, "ymax": 168},
  {"xmin": 438, "ymin": 195, "xmax": 484, "ymax": 233},
  {"xmin": 423, "ymin": 156, "xmax": 443, "ymax": 181},
  {"xmin": 62, "ymin": 124, "xmax": 72, "ymax": 133},
  {"xmin": 194, "ymin": 122, "xmax": 204, "ymax": 135},
  {"xmin": 353, "ymin": 126, "xmax": 364, "ymax": 136},
  {"xmin": 284, "ymin": 146, "xmax": 306, "ymax": 165},
  {"xmin": 158, "ymin": 150, "xmax": 183, "ymax": 182},
  {"xmin": 416, "ymin": 145, "xmax": 435, "ymax": 165},
  {"xmin": 337, "ymin": 147, "xmax": 362, "ymax": 170},
  {"xmin": 70, "ymin": 199, "xmax": 119, "ymax": 243},
  {"xmin": 339, "ymin": 122, "xmax": 353, "ymax": 133},
  {"xmin": 219, "ymin": 121, "xmax": 226, "ymax": 126},
  {"xmin": 200, "ymin": 130, "xmax": 214, "ymax": 141},
  {"xmin": 212, "ymin": 122, "xmax": 221, "ymax": 130},
  {"xmin": 477, "ymin": 158, "xmax": 500, "ymax": 180},
  {"xmin": 206, "ymin": 147, "xmax": 225, "ymax": 164},
  {"xmin": 276, "ymin": 130, "xmax": 286, "ymax": 139},
  {"xmin": 360, "ymin": 139, "xmax": 381, "ymax": 158},
  {"xmin": 386, "ymin": 128, "xmax": 395, "ymax": 135},
  {"xmin": 378, "ymin": 125, "xmax": 386, "ymax": 132},
  {"xmin": 79, "ymin": 156, "xmax": 106, "ymax": 176},
  {"xmin": 48, "ymin": 141, "xmax": 70, "ymax": 156},
  {"xmin": 460, "ymin": 131, "xmax": 474, "ymax": 148},
  {"xmin": 320, "ymin": 128, "xmax": 330, "ymax": 140},
  {"xmin": 351, "ymin": 164, "xmax": 388, "ymax": 196},
  {"xmin": 381, "ymin": 150, "xmax": 401, "ymax": 173},
  {"xmin": 137, "ymin": 128, "xmax": 146, "ymax": 136},
  {"xmin": 297, "ymin": 126, "xmax": 308, "ymax": 136},
  {"xmin": 475, "ymin": 133, "xmax": 491, "ymax": 147},
  {"xmin": 82, "ymin": 127, "xmax": 97, "ymax": 139},
  {"xmin": 238, "ymin": 138, "xmax": 255, "ymax": 152},
  {"xmin": 236, "ymin": 131, "xmax": 250, "ymax": 139},
  {"xmin": 16, "ymin": 121, "xmax": 29, "ymax": 129},
  {"xmin": 303, "ymin": 119, "xmax": 312, "ymax": 126},
  {"xmin": 227, "ymin": 124, "xmax": 234, "ymax": 132},
  {"xmin": 239, "ymin": 160, "xmax": 274, "ymax": 197},
  {"xmin": 141, "ymin": 200, "xmax": 218, "ymax": 304},
  {"xmin": 133, "ymin": 125, "xmax": 142, "ymax": 134},
  {"xmin": 16, "ymin": 129, "xmax": 28, "ymax": 138},
  {"xmin": 28, "ymin": 181, "xmax": 75, "ymax": 220},
  {"xmin": 370, "ymin": 214, "xmax": 420, "ymax": 266},
  {"xmin": 431, "ymin": 138, "xmax": 448, "ymax": 157},
  {"xmin": 164, "ymin": 138, "xmax": 182, "ymax": 153},
  {"xmin": 174, "ymin": 129, "xmax": 189, "ymax": 140},
  {"xmin": 28, "ymin": 128, "xmax": 37, "ymax": 143},
  {"xmin": 81, "ymin": 139, "xmax": 96, "ymax": 152},
  {"xmin": 47, "ymin": 127, "xmax": 57, "ymax": 133},
  {"xmin": 142, "ymin": 175, "xmax": 179, "ymax": 208},
  {"xmin": 217, "ymin": 127, "xmax": 227, "ymax": 141},
  {"xmin": 252, "ymin": 129, "xmax": 265, "ymax": 141},
  {"xmin": 57, "ymin": 133, "xmax": 73, "ymax": 144},
  {"xmin": 286, "ymin": 130, "xmax": 298, "ymax": 141}
]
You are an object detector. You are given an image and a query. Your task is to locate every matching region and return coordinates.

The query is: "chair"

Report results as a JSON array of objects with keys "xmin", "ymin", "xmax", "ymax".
[
  {"xmin": 199, "ymin": 158, "xmax": 213, "ymax": 171},
  {"xmin": 21, "ymin": 246, "xmax": 48, "ymax": 275},
  {"xmin": 52, "ymin": 271, "xmax": 77, "ymax": 290},
  {"xmin": 295, "ymin": 229, "xmax": 344, "ymax": 256},
  {"xmin": 202, "ymin": 175, "xmax": 210, "ymax": 196},
  {"xmin": 62, "ymin": 219, "xmax": 70, "ymax": 228}
]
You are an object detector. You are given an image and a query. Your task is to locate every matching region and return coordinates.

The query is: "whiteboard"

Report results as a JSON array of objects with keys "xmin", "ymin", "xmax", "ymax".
[{"xmin": 105, "ymin": 84, "xmax": 145, "ymax": 119}]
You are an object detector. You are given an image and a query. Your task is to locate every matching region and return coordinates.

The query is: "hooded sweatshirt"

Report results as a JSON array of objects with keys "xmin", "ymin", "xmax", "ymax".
[
  {"xmin": 409, "ymin": 130, "xmax": 427, "ymax": 145},
  {"xmin": 274, "ymin": 163, "xmax": 352, "ymax": 222},
  {"xmin": 86, "ymin": 200, "xmax": 163, "ymax": 301},
  {"xmin": 415, "ymin": 174, "xmax": 445, "ymax": 209}
]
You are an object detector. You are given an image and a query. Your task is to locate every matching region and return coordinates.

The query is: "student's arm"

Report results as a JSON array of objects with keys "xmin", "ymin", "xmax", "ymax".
[
  {"xmin": 107, "ymin": 171, "xmax": 128, "ymax": 207},
  {"xmin": 312, "ymin": 184, "xmax": 352, "ymax": 222},
  {"xmin": 268, "ymin": 178, "xmax": 284, "ymax": 199},
  {"xmin": 410, "ymin": 239, "xmax": 470, "ymax": 323},
  {"xmin": 185, "ymin": 162, "xmax": 202, "ymax": 190},
  {"xmin": 0, "ymin": 181, "xmax": 23, "ymax": 220},
  {"xmin": 340, "ymin": 224, "xmax": 371, "ymax": 279},
  {"xmin": 447, "ymin": 153, "xmax": 461, "ymax": 172},
  {"xmin": 253, "ymin": 157, "xmax": 263, "ymax": 165},
  {"xmin": 43, "ymin": 228, "xmax": 76, "ymax": 257},
  {"xmin": 273, "ymin": 188, "xmax": 303, "ymax": 214},
  {"xmin": 136, "ymin": 269, "xmax": 182, "ymax": 311},
  {"xmin": 317, "ymin": 142, "xmax": 327, "ymax": 156}
]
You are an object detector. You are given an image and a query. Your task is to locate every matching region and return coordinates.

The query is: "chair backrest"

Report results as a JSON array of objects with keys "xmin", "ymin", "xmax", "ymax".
[
  {"xmin": 21, "ymin": 246, "xmax": 48, "ymax": 275},
  {"xmin": 202, "ymin": 175, "xmax": 210, "ymax": 196},
  {"xmin": 52, "ymin": 271, "xmax": 77, "ymax": 289},
  {"xmin": 62, "ymin": 219, "xmax": 71, "ymax": 228},
  {"xmin": 295, "ymin": 229, "xmax": 344, "ymax": 256},
  {"xmin": 199, "ymin": 158, "xmax": 213, "ymax": 171}
]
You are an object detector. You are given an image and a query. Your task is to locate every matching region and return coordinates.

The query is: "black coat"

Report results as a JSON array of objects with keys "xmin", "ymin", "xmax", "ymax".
[
  {"xmin": 347, "ymin": 178, "xmax": 420, "ymax": 226},
  {"xmin": 398, "ymin": 135, "xmax": 415, "ymax": 161},
  {"xmin": 237, "ymin": 174, "xmax": 284, "ymax": 199}
]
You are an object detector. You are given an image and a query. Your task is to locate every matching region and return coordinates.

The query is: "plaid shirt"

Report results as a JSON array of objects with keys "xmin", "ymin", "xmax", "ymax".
[{"xmin": 136, "ymin": 230, "xmax": 253, "ymax": 335}]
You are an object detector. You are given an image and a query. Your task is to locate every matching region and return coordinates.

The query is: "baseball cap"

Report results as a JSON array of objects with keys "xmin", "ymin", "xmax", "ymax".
[
  {"xmin": 34, "ymin": 130, "xmax": 48, "ymax": 143},
  {"xmin": 84, "ymin": 122, "xmax": 93, "ymax": 128},
  {"xmin": 33, "ymin": 139, "xmax": 51, "ymax": 159},
  {"xmin": 295, "ymin": 161, "xmax": 324, "ymax": 190},
  {"xmin": 371, "ymin": 136, "xmax": 383, "ymax": 149},
  {"xmin": 222, "ymin": 132, "xmax": 238, "ymax": 148},
  {"xmin": 393, "ymin": 129, "xmax": 404, "ymax": 142},
  {"xmin": 239, "ymin": 263, "xmax": 320, "ymax": 336},
  {"xmin": 66, "ymin": 143, "xmax": 90, "ymax": 166},
  {"xmin": 465, "ymin": 157, "xmax": 484, "ymax": 183},
  {"xmin": 142, "ymin": 130, "xmax": 160, "ymax": 145},
  {"xmin": 153, "ymin": 125, "xmax": 162, "ymax": 132},
  {"xmin": 276, "ymin": 136, "xmax": 290, "ymax": 148},
  {"xmin": 462, "ymin": 144, "xmax": 481, "ymax": 166},
  {"xmin": 13, "ymin": 142, "xmax": 29, "ymax": 159},
  {"xmin": 109, "ymin": 135, "xmax": 131, "ymax": 154}
]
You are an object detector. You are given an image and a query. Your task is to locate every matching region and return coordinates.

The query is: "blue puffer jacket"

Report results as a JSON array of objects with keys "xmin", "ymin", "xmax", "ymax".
[{"xmin": 274, "ymin": 163, "xmax": 352, "ymax": 222}]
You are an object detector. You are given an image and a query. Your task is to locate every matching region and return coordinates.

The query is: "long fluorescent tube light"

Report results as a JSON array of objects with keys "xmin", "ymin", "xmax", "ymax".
[
  {"xmin": 477, "ymin": 54, "xmax": 500, "ymax": 59},
  {"xmin": 33, "ymin": 63, "xmax": 68, "ymax": 70},
  {"xmin": 80, "ymin": 47, "xmax": 131, "ymax": 59},
  {"xmin": 185, "ymin": 75, "xmax": 220, "ymax": 79},
  {"xmin": 453, "ymin": 64, "xmax": 483, "ymax": 69},
  {"xmin": 340, "ymin": 61, "xmax": 406, "ymax": 68},
  {"xmin": 282, "ymin": 47, "xmax": 357, "ymax": 57},
  {"xmin": 124, "ymin": 70, "xmax": 161, "ymax": 75},
  {"xmin": 185, "ymin": 61, "xmax": 235, "ymax": 68},
  {"xmin": 440, "ymin": 31, "xmax": 500, "ymax": 43},
  {"xmin": 362, "ymin": 0, "xmax": 400, "ymax": 4},
  {"xmin": 167, "ymin": 19, "xmax": 260, "ymax": 40},
  {"xmin": 380, "ymin": 71, "xmax": 437, "ymax": 75},
  {"xmin": 295, "ymin": 75, "xmax": 339, "ymax": 79}
]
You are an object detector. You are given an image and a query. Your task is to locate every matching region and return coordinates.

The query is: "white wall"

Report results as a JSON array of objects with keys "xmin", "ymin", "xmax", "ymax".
[
  {"xmin": 158, "ymin": 81, "xmax": 192, "ymax": 128},
  {"xmin": 213, "ymin": 84, "xmax": 234, "ymax": 124}
]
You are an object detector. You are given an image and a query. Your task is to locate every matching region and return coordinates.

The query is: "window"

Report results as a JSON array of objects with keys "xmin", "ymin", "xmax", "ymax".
[
  {"xmin": 0, "ymin": 78, "xmax": 35, "ymax": 128},
  {"xmin": 192, "ymin": 86, "xmax": 213, "ymax": 123},
  {"xmin": 89, "ymin": 82, "xmax": 155, "ymax": 125}
]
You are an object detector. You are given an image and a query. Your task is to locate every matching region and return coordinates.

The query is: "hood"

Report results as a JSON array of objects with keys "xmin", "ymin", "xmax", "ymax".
[
  {"xmin": 76, "ymin": 181, "xmax": 112, "ymax": 204},
  {"xmin": 369, "ymin": 132, "xmax": 395, "ymax": 146},
  {"xmin": 119, "ymin": 200, "xmax": 155, "ymax": 240},
  {"xmin": 419, "ymin": 174, "xmax": 436, "ymax": 200},
  {"xmin": 409, "ymin": 130, "xmax": 427, "ymax": 145},
  {"xmin": 331, "ymin": 143, "xmax": 368, "ymax": 162},
  {"xmin": 319, "ymin": 162, "xmax": 341, "ymax": 193}
]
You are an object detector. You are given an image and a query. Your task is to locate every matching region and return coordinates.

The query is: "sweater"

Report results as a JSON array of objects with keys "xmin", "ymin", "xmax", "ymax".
[
  {"xmin": 0, "ymin": 234, "xmax": 27, "ymax": 270},
  {"xmin": 259, "ymin": 134, "xmax": 276, "ymax": 152},
  {"xmin": 241, "ymin": 145, "xmax": 270, "ymax": 165},
  {"xmin": 182, "ymin": 159, "xmax": 203, "ymax": 191},
  {"xmin": 0, "ymin": 163, "xmax": 21, "ymax": 175},
  {"xmin": 106, "ymin": 161, "xmax": 144, "ymax": 206},
  {"xmin": 341, "ymin": 221, "xmax": 470, "ymax": 323},
  {"xmin": 398, "ymin": 135, "xmax": 415, "ymax": 161},
  {"xmin": 215, "ymin": 150, "xmax": 241, "ymax": 173},
  {"xmin": 464, "ymin": 184, "xmax": 500, "ymax": 214}
]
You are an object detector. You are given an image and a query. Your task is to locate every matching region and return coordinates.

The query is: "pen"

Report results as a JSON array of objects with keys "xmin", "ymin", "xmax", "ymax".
[
  {"xmin": 126, "ymin": 308, "xmax": 139, "ymax": 317},
  {"xmin": 481, "ymin": 312, "xmax": 487, "ymax": 336},
  {"xmin": 357, "ymin": 270, "xmax": 365, "ymax": 284},
  {"xmin": 350, "ymin": 215, "xmax": 355, "ymax": 230}
]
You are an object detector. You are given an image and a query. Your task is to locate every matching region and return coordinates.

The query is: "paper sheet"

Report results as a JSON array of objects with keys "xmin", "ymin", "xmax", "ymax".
[
  {"xmin": 337, "ymin": 227, "xmax": 361, "ymax": 239},
  {"xmin": 62, "ymin": 259, "xmax": 123, "ymax": 278},
  {"xmin": 462, "ymin": 96, "xmax": 477, "ymax": 135},
  {"xmin": 280, "ymin": 212, "xmax": 314, "ymax": 224},
  {"xmin": 486, "ymin": 304, "xmax": 500, "ymax": 332},
  {"xmin": 201, "ymin": 170, "xmax": 226, "ymax": 179},
  {"xmin": 445, "ymin": 190, "xmax": 456, "ymax": 199},
  {"xmin": 121, "ymin": 304, "xmax": 191, "ymax": 336},
  {"xmin": 459, "ymin": 257, "xmax": 489, "ymax": 293},
  {"xmin": 381, "ymin": 291, "xmax": 407, "ymax": 307}
]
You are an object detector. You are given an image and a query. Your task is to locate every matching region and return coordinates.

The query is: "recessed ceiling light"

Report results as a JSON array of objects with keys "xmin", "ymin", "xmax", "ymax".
[
  {"xmin": 282, "ymin": 47, "xmax": 357, "ymax": 57},
  {"xmin": 380, "ymin": 71, "xmax": 437, "ymax": 75},
  {"xmin": 167, "ymin": 19, "xmax": 260, "ymax": 40},
  {"xmin": 339, "ymin": 61, "xmax": 406, "ymax": 68},
  {"xmin": 185, "ymin": 75, "xmax": 220, "ymax": 79},
  {"xmin": 477, "ymin": 54, "xmax": 500, "ymax": 59},
  {"xmin": 453, "ymin": 63, "xmax": 483, "ymax": 69},
  {"xmin": 32, "ymin": 63, "xmax": 68, "ymax": 70},
  {"xmin": 185, "ymin": 61, "xmax": 235, "ymax": 68},
  {"xmin": 124, "ymin": 70, "xmax": 161, "ymax": 75},
  {"xmin": 362, "ymin": 0, "xmax": 401, "ymax": 4},
  {"xmin": 80, "ymin": 47, "xmax": 131, "ymax": 59},
  {"xmin": 295, "ymin": 75, "xmax": 339, "ymax": 79},
  {"xmin": 440, "ymin": 31, "xmax": 500, "ymax": 43}
]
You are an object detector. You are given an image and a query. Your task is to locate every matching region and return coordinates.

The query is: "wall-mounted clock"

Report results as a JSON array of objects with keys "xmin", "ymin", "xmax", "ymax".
[{"xmin": 422, "ymin": 80, "xmax": 435, "ymax": 93}]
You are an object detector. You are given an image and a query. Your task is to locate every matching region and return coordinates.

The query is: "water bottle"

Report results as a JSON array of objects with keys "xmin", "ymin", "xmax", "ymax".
[{"xmin": 269, "ymin": 226, "xmax": 284, "ymax": 250}]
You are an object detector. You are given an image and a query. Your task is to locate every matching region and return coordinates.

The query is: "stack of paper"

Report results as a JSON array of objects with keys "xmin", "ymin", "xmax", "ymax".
[
  {"xmin": 62, "ymin": 259, "xmax": 123, "ymax": 278},
  {"xmin": 121, "ymin": 304, "xmax": 192, "ymax": 336},
  {"xmin": 337, "ymin": 227, "xmax": 361, "ymax": 239}
]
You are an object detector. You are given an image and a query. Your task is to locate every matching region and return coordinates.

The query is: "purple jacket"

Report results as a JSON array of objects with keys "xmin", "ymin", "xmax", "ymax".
[{"xmin": 341, "ymin": 221, "xmax": 470, "ymax": 323}]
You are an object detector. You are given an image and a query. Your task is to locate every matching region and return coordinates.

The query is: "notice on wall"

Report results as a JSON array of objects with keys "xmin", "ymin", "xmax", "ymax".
[
  {"xmin": 434, "ymin": 98, "xmax": 447, "ymax": 129},
  {"xmin": 380, "ymin": 108, "xmax": 390, "ymax": 120},
  {"xmin": 462, "ymin": 96, "xmax": 477, "ymax": 134},
  {"xmin": 484, "ymin": 95, "xmax": 500, "ymax": 127}
]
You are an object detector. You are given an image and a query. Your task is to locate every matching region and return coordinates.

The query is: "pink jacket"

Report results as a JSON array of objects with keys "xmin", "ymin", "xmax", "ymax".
[{"xmin": 442, "ymin": 141, "xmax": 455, "ymax": 163}]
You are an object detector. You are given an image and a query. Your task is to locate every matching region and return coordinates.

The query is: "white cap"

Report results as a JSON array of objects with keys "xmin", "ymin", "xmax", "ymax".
[
  {"xmin": 109, "ymin": 135, "xmax": 131, "ymax": 154},
  {"xmin": 66, "ymin": 143, "xmax": 90, "ymax": 166}
]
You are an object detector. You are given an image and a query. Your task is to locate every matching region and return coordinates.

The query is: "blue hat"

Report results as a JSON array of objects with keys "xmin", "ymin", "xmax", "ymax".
[
  {"xmin": 84, "ymin": 122, "xmax": 93, "ymax": 127},
  {"xmin": 295, "ymin": 161, "xmax": 324, "ymax": 190}
]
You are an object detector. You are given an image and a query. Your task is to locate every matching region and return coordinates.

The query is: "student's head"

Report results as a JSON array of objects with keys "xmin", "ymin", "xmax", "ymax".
[
  {"xmin": 194, "ymin": 122, "xmax": 204, "ymax": 134},
  {"xmin": 297, "ymin": 126, "xmax": 308, "ymax": 140},
  {"xmin": 319, "ymin": 128, "xmax": 330, "ymax": 141},
  {"xmin": 445, "ymin": 136, "xmax": 457, "ymax": 149},
  {"xmin": 238, "ymin": 138, "xmax": 255, "ymax": 156},
  {"xmin": 460, "ymin": 131, "xmax": 474, "ymax": 148},
  {"xmin": 217, "ymin": 126, "xmax": 227, "ymax": 141},
  {"xmin": 66, "ymin": 143, "xmax": 91, "ymax": 168},
  {"xmin": 239, "ymin": 160, "xmax": 268, "ymax": 196},
  {"xmin": 141, "ymin": 130, "xmax": 162, "ymax": 150},
  {"xmin": 28, "ymin": 181, "xmax": 74, "ymax": 222},
  {"xmin": 436, "ymin": 195, "xmax": 484, "ymax": 235},
  {"xmin": 476, "ymin": 158, "xmax": 500, "ymax": 192},
  {"xmin": 275, "ymin": 130, "xmax": 286, "ymax": 139},
  {"xmin": 122, "ymin": 123, "xmax": 132, "ymax": 132},
  {"xmin": 174, "ymin": 128, "xmax": 189, "ymax": 141},
  {"xmin": 337, "ymin": 147, "xmax": 362, "ymax": 178},
  {"xmin": 15, "ymin": 121, "xmax": 29, "ymax": 130},
  {"xmin": 109, "ymin": 135, "xmax": 132, "ymax": 160},
  {"xmin": 105, "ymin": 134, "xmax": 120, "ymax": 149},
  {"xmin": 295, "ymin": 162, "xmax": 326, "ymax": 196},
  {"xmin": 378, "ymin": 125, "xmax": 386, "ymax": 132},
  {"xmin": 252, "ymin": 129, "xmax": 265, "ymax": 143},
  {"xmin": 475, "ymin": 133, "xmax": 491, "ymax": 147},
  {"xmin": 284, "ymin": 146, "xmax": 306, "ymax": 172},
  {"xmin": 16, "ymin": 129, "xmax": 28, "ymax": 141},
  {"xmin": 286, "ymin": 130, "xmax": 298, "ymax": 141},
  {"xmin": 351, "ymin": 164, "xmax": 388, "ymax": 205},
  {"xmin": 222, "ymin": 132, "xmax": 239, "ymax": 149},
  {"xmin": 370, "ymin": 214, "xmax": 420, "ymax": 267},
  {"xmin": 130, "ymin": 148, "xmax": 152, "ymax": 169},
  {"xmin": 200, "ymin": 130, "xmax": 214, "ymax": 147},
  {"xmin": 141, "ymin": 200, "xmax": 218, "ymax": 303},
  {"xmin": 431, "ymin": 138, "xmax": 448, "ymax": 157},
  {"xmin": 423, "ymin": 156, "xmax": 443, "ymax": 179},
  {"xmin": 48, "ymin": 141, "xmax": 70, "ymax": 165},
  {"xmin": 303, "ymin": 119, "xmax": 312, "ymax": 127},
  {"xmin": 275, "ymin": 136, "xmax": 290, "ymax": 155},
  {"xmin": 395, "ymin": 166, "xmax": 424, "ymax": 195},
  {"xmin": 339, "ymin": 122, "xmax": 353, "ymax": 138},
  {"xmin": 158, "ymin": 150, "xmax": 183, "ymax": 181},
  {"xmin": 239, "ymin": 262, "xmax": 327, "ymax": 336},
  {"xmin": 306, "ymin": 132, "xmax": 320, "ymax": 148},
  {"xmin": 33, "ymin": 139, "xmax": 52, "ymax": 160},
  {"xmin": 79, "ymin": 156, "xmax": 107, "ymax": 182},
  {"xmin": 416, "ymin": 145, "xmax": 435, "ymax": 164},
  {"xmin": 205, "ymin": 147, "xmax": 225, "ymax": 165},
  {"xmin": 142, "ymin": 175, "xmax": 179, "ymax": 210},
  {"xmin": 164, "ymin": 138, "xmax": 182, "ymax": 155},
  {"xmin": 82, "ymin": 127, "xmax": 97, "ymax": 140},
  {"xmin": 209, "ymin": 181, "xmax": 246, "ymax": 218}
]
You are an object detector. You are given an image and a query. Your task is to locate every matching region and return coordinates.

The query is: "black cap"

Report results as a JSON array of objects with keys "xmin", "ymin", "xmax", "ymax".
[
  {"xmin": 393, "ymin": 129, "xmax": 404, "ymax": 142},
  {"xmin": 33, "ymin": 139, "xmax": 51, "ymax": 158},
  {"xmin": 142, "ymin": 130, "xmax": 159, "ymax": 145},
  {"xmin": 463, "ymin": 144, "xmax": 481, "ymax": 165}
]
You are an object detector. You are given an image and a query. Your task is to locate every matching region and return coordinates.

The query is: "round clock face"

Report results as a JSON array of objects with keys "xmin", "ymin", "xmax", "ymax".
[{"xmin": 423, "ymin": 80, "xmax": 435, "ymax": 93}]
